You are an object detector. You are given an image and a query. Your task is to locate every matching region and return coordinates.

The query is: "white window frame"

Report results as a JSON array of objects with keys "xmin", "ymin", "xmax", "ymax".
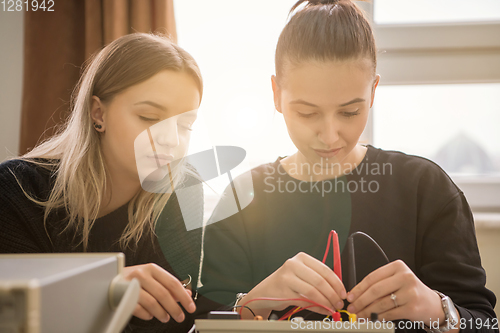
[{"xmin": 357, "ymin": 1, "xmax": 500, "ymax": 212}]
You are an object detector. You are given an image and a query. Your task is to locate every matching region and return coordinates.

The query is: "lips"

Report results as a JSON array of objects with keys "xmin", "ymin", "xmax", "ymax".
[
  {"xmin": 314, "ymin": 148, "xmax": 342, "ymax": 158},
  {"xmin": 148, "ymin": 153, "xmax": 174, "ymax": 167}
]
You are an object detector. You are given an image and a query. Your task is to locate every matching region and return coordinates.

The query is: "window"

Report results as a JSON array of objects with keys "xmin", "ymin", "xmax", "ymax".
[
  {"xmin": 175, "ymin": 1, "xmax": 500, "ymax": 214},
  {"xmin": 368, "ymin": 0, "xmax": 500, "ymax": 211},
  {"xmin": 175, "ymin": 0, "xmax": 299, "ymax": 219},
  {"xmin": 373, "ymin": 83, "xmax": 500, "ymax": 176},
  {"xmin": 373, "ymin": 0, "xmax": 500, "ymax": 24}
]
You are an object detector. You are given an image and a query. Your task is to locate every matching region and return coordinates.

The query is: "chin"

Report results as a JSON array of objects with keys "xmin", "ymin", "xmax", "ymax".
[
  {"xmin": 139, "ymin": 168, "xmax": 173, "ymax": 193},
  {"xmin": 144, "ymin": 167, "xmax": 169, "ymax": 182}
]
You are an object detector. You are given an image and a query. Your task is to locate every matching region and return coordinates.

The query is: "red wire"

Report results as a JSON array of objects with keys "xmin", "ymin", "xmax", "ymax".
[
  {"xmin": 322, "ymin": 230, "xmax": 342, "ymax": 280},
  {"xmin": 322, "ymin": 230, "xmax": 334, "ymax": 263},
  {"xmin": 279, "ymin": 305, "xmax": 317, "ymax": 321},
  {"xmin": 332, "ymin": 230, "xmax": 342, "ymax": 281},
  {"xmin": 243, "ymin": 230, "xmax": 342, "ymax": 321},
  {"xmin": 238, "ymin": 297, "xmax": 336, "ymax": 318},
  {"xmin": 278, "ymin": 307, "xmax": 299, "ymax": 321}
]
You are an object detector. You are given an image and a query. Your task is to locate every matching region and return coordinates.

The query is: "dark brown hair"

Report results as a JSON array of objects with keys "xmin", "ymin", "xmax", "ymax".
[{"xmin": 275, "ymin": 0, "xmax": 376, "ymax": 81}]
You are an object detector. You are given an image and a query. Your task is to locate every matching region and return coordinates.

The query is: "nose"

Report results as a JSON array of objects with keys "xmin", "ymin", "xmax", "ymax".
[
  {"xmin": 154, "ymin": 117, "xmax": 180, "ymax": 148},
  {"xmin": 318, "ymin": 119, "xmax": 340, "ymax": 146}
]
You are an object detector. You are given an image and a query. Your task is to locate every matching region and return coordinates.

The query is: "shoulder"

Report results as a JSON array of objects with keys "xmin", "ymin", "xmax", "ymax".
[
  {"xmin": 0, "ymin": 159, "xmax": 58, "ymax": 253},
  {"xmin": 366, "ymin": 145, "xmax": 462, "ymax": 202},
  {"xmin": 248, "ymin": 159, "xmax": 283, "ymax": 181},
  {"xmin": 0, "ymin": 159, "xmax": 56, "ymax": 201},
  {"xmin": 367, "ymin": 145, "xmax": 448, "ymax": 173}
]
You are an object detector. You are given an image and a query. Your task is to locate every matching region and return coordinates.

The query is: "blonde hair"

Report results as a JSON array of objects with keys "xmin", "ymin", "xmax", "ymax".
[{"xmin": 17, "ymin": 33, "xmax": 203, "ymax": 251}]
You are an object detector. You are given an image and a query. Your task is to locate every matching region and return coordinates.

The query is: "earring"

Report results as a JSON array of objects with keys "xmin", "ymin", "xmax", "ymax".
[{"xmin": 94, "ymin": 123, "xmax": 102, "ymax": 130}]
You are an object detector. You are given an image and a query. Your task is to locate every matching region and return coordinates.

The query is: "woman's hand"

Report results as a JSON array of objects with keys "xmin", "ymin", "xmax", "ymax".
[
  {"xmin": 122, "ymin": 263, "xmax": 196, "ymax": 323},
  {"xmin": 241, "ymin": 252, "xmax": 346, "ymax": 319},
  {"xmin": 346, "ymin": 260, "xmax": 449, "ymax": 326}
]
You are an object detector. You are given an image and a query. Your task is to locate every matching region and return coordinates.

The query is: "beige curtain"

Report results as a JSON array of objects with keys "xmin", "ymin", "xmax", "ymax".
[{"xmin": 20, "ymin": 0, "xmax": 177, "ymax": 154}]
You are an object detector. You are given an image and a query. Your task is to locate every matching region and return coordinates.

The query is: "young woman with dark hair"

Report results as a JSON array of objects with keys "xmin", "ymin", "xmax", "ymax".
[{"xmin": 199, "ymin": 1, "xmax": 497, "ymax": 332}]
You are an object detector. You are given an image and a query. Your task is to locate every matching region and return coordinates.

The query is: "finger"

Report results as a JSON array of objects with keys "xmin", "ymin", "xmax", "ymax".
[
  {"xmin": 138, "ymin": 289, "xmax": 170, "ymax": 323},
  {"xmin": 139, "ymin": 275, "xmax": 187, "ymax": 323},
  {"xmin": 133, "ymin": 304, "xmax": 154, "ymax": 321},
  {"xmin": 287, "ymin": 274, "xmax": 337, "ymax": 314},
  {"xmin": 356, "ymin": 291, "xmax": 405, "ymax": 319},
  {"xmin": 348, "ymin": 260, "xmax": 404, "ymax": 302},
  {"xmin": 293, "ymin": 263, "xmax": 344, "ymax": 310},
  {"xmin": 151, "ymin": 268, "xmax": 196, "ymax": 314},
  {"xmin": 374, "ymin": 303, "xmax": 408, "ymax": 323},
  {"xmin": 298, "ymin": 253, "xmax": 347, "ymax": 300},
  {"xmin": 348, "ymin": 274, "xmax": 401, "ymax": 314}
]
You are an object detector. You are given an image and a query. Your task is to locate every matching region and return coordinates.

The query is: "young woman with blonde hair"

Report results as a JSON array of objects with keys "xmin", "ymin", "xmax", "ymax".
[{"xmin": 0, "ymin": 33, "xmax": 203, "ymax": 332}]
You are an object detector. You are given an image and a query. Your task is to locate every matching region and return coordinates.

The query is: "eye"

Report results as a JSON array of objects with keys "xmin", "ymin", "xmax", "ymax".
[
  {"xmin": 139, "ymin": 116, "xmax": 160, "ymax": 122},
  {"xmin": 342, "ymin": 110, "xmax": 360, "ymax": 118},
  {"xmin": 297, "ymin": 112, "xmax": 316, "ymax": 118},
  {"xmin": 178, "ymin": 122, "xmax": 193, "ymax": 131}
]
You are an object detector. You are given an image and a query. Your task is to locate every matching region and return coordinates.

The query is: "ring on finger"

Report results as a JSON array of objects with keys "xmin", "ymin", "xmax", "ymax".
[{"xmin": 390, "ymin": 293, "xmax": 398, "ymax": 308}]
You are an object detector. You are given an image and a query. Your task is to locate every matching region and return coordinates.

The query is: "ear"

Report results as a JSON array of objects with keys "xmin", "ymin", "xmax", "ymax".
[
  {"xmin": 90, "ymin": 96, "xmax": 106, "ymax": 131},
  {"xmin": 271, "ymin": 75, "xmax": 282, "ymax": 114},
  {"xmin": 370, "ymin": 74, "xmax": 381, "ymax": 108}
]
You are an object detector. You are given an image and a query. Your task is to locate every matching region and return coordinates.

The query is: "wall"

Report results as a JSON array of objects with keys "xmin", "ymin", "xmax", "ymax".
[
  {"xmin": 0, "ymin": 10, "xmax": 23, "ymax": 161},
  {"xmin": 475, "ymin": 215, "xmax": 500, "ymax": 313}
]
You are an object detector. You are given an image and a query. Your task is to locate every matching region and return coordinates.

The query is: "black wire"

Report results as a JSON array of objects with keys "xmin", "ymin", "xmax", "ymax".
[
  {"xmin": 350, "ymin": 231, "xmax": 390, "ymax": 262},
  {"xmin": 347, "ymin": 232, "xmax": 409, "ymax": 333},
  {"xmin": 232, "ymin": 305, "xmax": 256, "ymax": 318},
  {"xmin": 346, "ymin": 231, "xmax": 390, "ymax": 292}
]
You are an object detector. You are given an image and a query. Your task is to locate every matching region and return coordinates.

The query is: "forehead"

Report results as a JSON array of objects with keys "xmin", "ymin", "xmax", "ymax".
[
  {"xmin": 280, "ymin": 59, "xmax": 374, "ymax": 104},
  {"xmin": 119, "ymin": 70, "xmax": 201, "ymax": 113}
]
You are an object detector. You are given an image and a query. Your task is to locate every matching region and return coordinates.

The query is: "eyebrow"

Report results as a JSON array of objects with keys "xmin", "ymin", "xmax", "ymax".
[
  {"xmin": 340, "ymin": 98, "xmax": 365, "ymax": 107},
  {"xmin": 289, "ymin": 97, "xmax": 366, "ymax": 108},
  {"xmin": 134, "ymin": 101, "xmax": 167, "ymax": 111}
]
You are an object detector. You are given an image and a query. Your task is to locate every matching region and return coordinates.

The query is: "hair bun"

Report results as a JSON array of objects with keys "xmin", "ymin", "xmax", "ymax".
[
  {"xmin": 290, "ymin": 0, "xmax": 342, "ymax": 13},
  {"xmin": 318, "ymin": 0, "xmax": 341, "ymax": 4}
]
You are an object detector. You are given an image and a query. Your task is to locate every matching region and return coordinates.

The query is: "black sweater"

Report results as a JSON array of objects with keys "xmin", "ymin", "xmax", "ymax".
[
  {"xmin": 0, "ymin": 159, "xmax": 203, "ymax": 333},
  {"xmin": 199, "ymin": 145, "xmax": 498, "ymax": 332}
]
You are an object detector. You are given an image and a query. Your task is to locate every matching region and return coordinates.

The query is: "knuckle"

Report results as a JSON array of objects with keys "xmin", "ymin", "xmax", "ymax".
[
  {"xmin": 326, "ymin": 290, "xmax": 337, "ymax": 303},
  {"xmin": 370, "ymin": 284, "xmax": 381, "ymax": 297},
  {"xmin": 282, "ymin": 271, "xmax": 293, "ymax": 285},
  {"xmin": 284, "ymin": 258, "xmax": 294, "ymax": 268},
  {"xmin": 384, "ymin": 297, "xmax": 392, "ymax": 309},
  {"xmin": 142, "ymin": 296, "xmax": 157, "ymax": 310},
  {"xmin": 318, "ymin": 280, "xmax": 332, "ymax": 296},
  {"xmin": 303, "ymin": 286, "xmax": 317, "ymax": 299},
  {"xmin": 355, "ymin": 298, "xmax": 365, "ymax": 310},
  {"xmin": 409, "ymin": 286, "xmax": 419, "ymax": 299},
  {"xmin": 156, "ymin": 288, "xmax": 171, "ymax": 301},
  {"xmin": 296, "ymin": 252, "xmax": 307, "ymax": 260},
  {"xmin": 146, "ymin": 263, "xmax": 159, "ymax": 272},
  {"xmin": 166, "ymin": 275, "xmax": 182, "ymax": 290},
  {"xmin": 364, "ymin": 274, "xmax": 374, "ymax": 286},
  {"xmin": 163, "ymin": 278, "xmax": 175, "ymax": 289},
  {"xmin": 165, "ymin": 305, "xmax": 182, "ymax": 318},
  {"xmin": 395, "ymin": 259, "xmax": 405, "ymax": 268},
  {"xmin": 408, "ymin": 303, "xmax": 418, "ymax": 313},
  {"xmin": 402, "ymin": 271, "xmax": 415, "ymax": 283},
  {"xmin": 132, "ymin": 269, "xmax": 147, "ymax": 280},
  {"xmin": 311, "ymin": 274, "xmax": 322, "ymax": 287}
]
